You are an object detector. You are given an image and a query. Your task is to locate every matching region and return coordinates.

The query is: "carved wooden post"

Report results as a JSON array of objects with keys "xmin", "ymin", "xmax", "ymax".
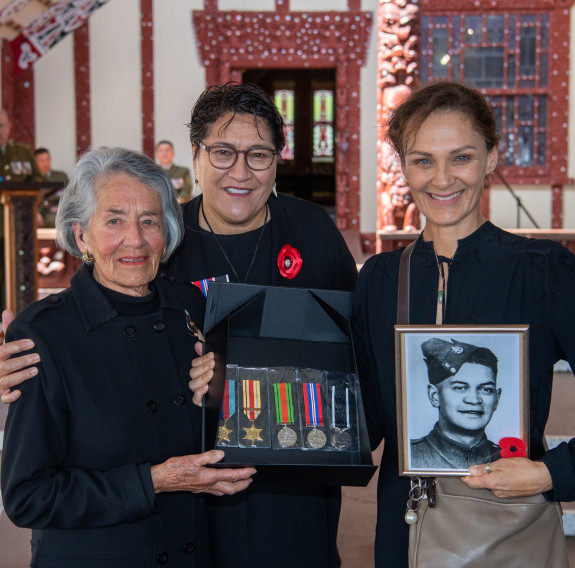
[
  {"xmin": 1, "ymin": 182, "xmax": 59, "ymax": 314},
  {"xmin": 377, "ymin": 0, "xmax": 420, "ymax": 246}
]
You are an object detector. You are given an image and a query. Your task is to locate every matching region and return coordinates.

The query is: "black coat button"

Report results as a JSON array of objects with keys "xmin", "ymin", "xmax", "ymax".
[
  {"xmin": 156, "ymin": 551, "xmax": 168, "ymax": 564},
  {"xmin": 46, "ymin": 295, "xmax": 61, "ymax": 304},
  {"xmin": 146, "ymin": 400, "xmax": 158, "ymax": 413},
  {"xmin": 173, "ymin": 393, "xmax": 185, "ymax": 406},
  {"xmin": 153, "ymin": 320, "xmax": 166, "ymax": 332},
  {"xmin": 184, "ymin": 542, "xmax": 195, "ymax": 554},
  {"xmin": 123, "ymin": 325, "xmax": 136, "ymax": 337}
]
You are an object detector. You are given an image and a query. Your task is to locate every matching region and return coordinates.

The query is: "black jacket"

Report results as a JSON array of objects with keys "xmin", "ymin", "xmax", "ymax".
[
  {"xmin": 164, "ymin": 194, "xmax": 358, "ymax": 568},
  {"xmin": 1, "ymin": 265, "xmax": 209, "ymax": 567}
]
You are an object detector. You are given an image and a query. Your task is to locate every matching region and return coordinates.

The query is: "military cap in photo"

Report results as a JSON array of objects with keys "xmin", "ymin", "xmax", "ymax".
[{"xmin": 421, "ymin": 338, "xmax": 498, "ymax": 385}]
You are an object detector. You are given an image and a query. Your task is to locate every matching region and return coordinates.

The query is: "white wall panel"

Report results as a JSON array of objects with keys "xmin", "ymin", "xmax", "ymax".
[
  {"xmin": 153, "ymin": 0, "xmax": 205, "ymax": 173},
  {"xmin": 34, "ymin": 34, "xmax": 76, "ymax": 176},
  {"xmin": 360, "ymin": 0, "xmax": 378, "ymax": 233},
  {"xmin": 90, "ymin": 0, "xmax": 142, "ymax": 150},
  {"xmin": 218, "ymin": 0, "xmax": 275, "ymax": 10},
  {"xmin": 290, "ymin": 0, "xmax": 348, "ymax": 10},
  {"xmin": 563, "ymin": 186, "xmax": 575, "ymax": 228},
  {"xmin": 489, "ymin": 186, "xmax": 551, "ymax": 230}
]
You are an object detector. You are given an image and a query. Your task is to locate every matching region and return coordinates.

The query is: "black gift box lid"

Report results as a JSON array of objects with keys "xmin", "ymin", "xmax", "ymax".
[{"xmin": 202, "ymin": 281, "xmax": 377, "ymax": 487}]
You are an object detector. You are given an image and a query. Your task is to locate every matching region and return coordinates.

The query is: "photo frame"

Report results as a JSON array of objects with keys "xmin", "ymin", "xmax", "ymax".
[{"xmin": 395, "ymin": 325, "xmax": 529, "ymax": 477}]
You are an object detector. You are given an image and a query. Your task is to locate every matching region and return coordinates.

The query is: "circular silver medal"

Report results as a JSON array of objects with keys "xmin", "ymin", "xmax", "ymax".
[
  {"xmin": 307, "ymin": 428, "xmax": 327, "ymax": 449},
  {"xmin": 332, "ymin": 429, "xmax": 351, "ymax": 450},
  {"xmin": 278, "ymin": 426, "xmax": 297, "ymax": 448}
]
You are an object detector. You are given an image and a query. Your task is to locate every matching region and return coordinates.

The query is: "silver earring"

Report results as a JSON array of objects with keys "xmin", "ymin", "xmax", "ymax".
[{"xmin": 272, "ymin": 183, "xmax": 278, "ymax": 198}]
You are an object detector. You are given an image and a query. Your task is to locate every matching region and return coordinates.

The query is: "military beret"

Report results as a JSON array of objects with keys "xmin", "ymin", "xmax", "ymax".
[{"xmin": 421, "ymin": 338, "xmax": 498, "ymax": 385}]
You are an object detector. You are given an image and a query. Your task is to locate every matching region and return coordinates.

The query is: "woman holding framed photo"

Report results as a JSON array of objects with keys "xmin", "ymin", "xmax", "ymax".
[{"xmin": 352, "ymin": 82, "xmax": 575, "ymax": 567}]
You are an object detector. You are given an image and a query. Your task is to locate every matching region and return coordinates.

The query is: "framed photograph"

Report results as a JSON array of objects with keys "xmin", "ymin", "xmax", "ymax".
[{"xmin": 395, "ymin": 325, "xmax": 529, "ymax": 477}]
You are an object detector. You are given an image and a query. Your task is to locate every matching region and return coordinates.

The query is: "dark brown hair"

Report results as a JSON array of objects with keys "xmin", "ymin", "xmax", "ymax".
[
  {"xmin": 188, "ymin": 83, "xmax": 285, "ymax": 156},
  {"xmin": 387, "ymin": 82, "xmax": 499, "ymax": 161}
]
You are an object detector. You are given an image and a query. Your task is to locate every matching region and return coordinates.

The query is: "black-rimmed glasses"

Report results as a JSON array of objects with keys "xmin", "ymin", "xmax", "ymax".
[{"xmin": 197, "ymin": 141, "xmax": 278, "ymax": 171}]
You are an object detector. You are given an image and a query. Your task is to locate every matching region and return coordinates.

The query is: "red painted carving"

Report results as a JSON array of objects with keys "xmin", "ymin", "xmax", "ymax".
[
  {"xmin": 3, "ymin": 36, "xmax": 35, "ymax": 147},
  {"xmin": 1, "ymin": 39, "xmax": 15, "ymax": 117},
  {"xmin": 140, "ymin": 0, "xmax": 154, "ymax": 159},
  {"xmin": 376, "ymin": 0, "xmax": 420, "ymax": 232},
  {"xmin": 551, "ymin": 184, "xmax": 563, "ymax": 229},
  {"xmin": 13, "ymin": 66, "xmax": 35, "ymax": 147},
  {"xmin": 193, "ymin": 2, "xmax": 373, "ymax": 231},
  {"xmin": 74, "ymin": 22, "xmax": 91, "ymax": 156}
]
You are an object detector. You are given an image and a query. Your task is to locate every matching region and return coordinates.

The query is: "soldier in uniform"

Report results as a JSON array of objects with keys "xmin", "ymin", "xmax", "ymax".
[
  {"xmin": 0, "ymin": 109, "xmax": 43, "ymax": 311},
  {"xmin": 155, "ymin": 140, "xmax": 192, "ymax": 203},
  {"xmin": 34, "ymin": 147, "xmax": 69, "ymax": 228},
  {"xmin": 410, "ymin": 338, "xmax": 502, "ymax": 469}
]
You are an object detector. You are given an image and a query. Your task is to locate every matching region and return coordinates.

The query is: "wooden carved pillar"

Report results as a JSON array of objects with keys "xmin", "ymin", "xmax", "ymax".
[
  {"xmin": 335, "ymin": 60, "xmax": 361, "ymax": 231},
  {"xmin": 141, "ymin": 0, "xmax": 155, "ymax": 159},
  {"xmin": 377, "ymin": 0, "xmax": 420, "ymax": 240},
  {"xmin": 74, "ymin": 23, "xmax": 91, "ymax": 156},
  {"xmin": 1, "ymin": 184, "xmax": 45, "ymax": 313}
]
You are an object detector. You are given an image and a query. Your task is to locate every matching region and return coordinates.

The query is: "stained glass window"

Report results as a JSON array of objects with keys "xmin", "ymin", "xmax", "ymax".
[
  {"xmin": 274, "ymin": 90, "xmax": 294, "ymax": 161},
  {"xmin": 313, "ymin": 89, "xmax": 334, "ymax": 161},
  {"xmin": 421, "ymin": 12, "xmax": 550, "ymax": 172}
]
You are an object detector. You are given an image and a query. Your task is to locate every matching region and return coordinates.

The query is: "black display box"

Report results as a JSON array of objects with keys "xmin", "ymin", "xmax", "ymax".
[{"xmin": 202, "ymin": 281, "xmax": 377, "ymax": 487}]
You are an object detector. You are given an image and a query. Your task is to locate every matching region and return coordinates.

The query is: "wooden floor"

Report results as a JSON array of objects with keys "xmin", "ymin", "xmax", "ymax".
[{"xmin": 2, "ymin": 371, "xmax": 575, "ymax": 567}]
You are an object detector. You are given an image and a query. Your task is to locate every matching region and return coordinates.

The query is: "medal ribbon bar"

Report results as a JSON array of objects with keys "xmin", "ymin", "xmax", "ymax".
[
  {"xmin": 331, "ymin": 386, "xmax": 350, "ymax": 429},
  {"xmin": 303, "ymin": 382, "xmax": 324, "ymax": 427},
  {"xmin": 274, "ymin": 382, "xmax": 294, "ymax": 424},
  {"xmin": 221, "ymin": 380, "xmax": 236, "ymax": 420},
  {"xmin": 242, "ymin": 379, "xmax": 261, "ymax": 421}
]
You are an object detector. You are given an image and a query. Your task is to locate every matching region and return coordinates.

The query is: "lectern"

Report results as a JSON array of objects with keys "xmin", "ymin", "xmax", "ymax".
[{"xmin": 1, "ymin": 182, "xmax": 63, "ymax": 314}]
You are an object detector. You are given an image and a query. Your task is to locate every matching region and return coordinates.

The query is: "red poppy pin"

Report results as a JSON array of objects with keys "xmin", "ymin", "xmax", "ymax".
[
  {"xmin": 277, "ymin": 244, "xmax": 302, "ymax": 279},
  {"xmin": 498, "ymin": 437, "xmax": 527, "ymax": 458}
]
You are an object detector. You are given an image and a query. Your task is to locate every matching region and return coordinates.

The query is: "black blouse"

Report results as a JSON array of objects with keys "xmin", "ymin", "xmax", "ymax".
[
  {"xmin": 199, "ymin": 223, "xmax": 272, "ymax": 284},
  {"xmin": 352, "ymin": 221, "xmax": 575, "ymax": 567}
]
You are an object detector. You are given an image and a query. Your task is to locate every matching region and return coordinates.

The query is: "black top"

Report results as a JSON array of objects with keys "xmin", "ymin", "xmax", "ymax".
[
  {"xmin": 165, "ymin": 193, "xmax": 358, "ymax": 292},
  {"xmin": 2, "ymin": 265, "xmax": 210, "ymax": 567},
  {"xmin": 199, "ymin": 223, "xmax": 272, "ymax": 284},
  {"xmin": 164, "ymin": 193, "xmax": 358, "ymax": 568},
  {"xmin": 352, "ymin": 221, "xmax": 575, "ymax": 567}
]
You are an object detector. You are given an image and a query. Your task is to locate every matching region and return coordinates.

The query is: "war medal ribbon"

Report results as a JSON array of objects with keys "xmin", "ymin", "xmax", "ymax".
[
  {"xmin": 217, "ymin": 380, "xmax": 235, "ymax": 444},
  {"xmin": 242, "ymin": 379, "xmax": 264, "ymax": 445},
  {"xmin": 303, "ymin": 382, "xmax": 326, "ymax": 448},
  {"xmin": 330, "ymin": 385, "xmax": 351, "ymax": 450},
  {"xmin": 274, "ymin": 383, "xmax": 297, "ymax": 447}
]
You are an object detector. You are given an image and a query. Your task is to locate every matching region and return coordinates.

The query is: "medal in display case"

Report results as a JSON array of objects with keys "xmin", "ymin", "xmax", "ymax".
[{"xmin": 202, "ymin": 282, "xmax": 377, "ymax": 487}]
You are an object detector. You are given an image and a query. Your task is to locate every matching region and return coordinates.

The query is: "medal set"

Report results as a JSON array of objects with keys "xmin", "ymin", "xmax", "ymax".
[{"xmin": 215, "ymin": 365, "xmax": 358, "ymax": 452}]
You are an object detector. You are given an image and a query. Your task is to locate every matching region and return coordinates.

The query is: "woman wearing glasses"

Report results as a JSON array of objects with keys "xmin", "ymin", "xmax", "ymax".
[
  {"xmin": 1, "ymin": 83, "xmax": 357, "ymax": 568},
  {"xmin": 166, "ymin": 84, "xmax": 356, "ymax": 568},
  {"xmin": 166, "ymin": 83, "xmax": 357, "ymax": 294}
]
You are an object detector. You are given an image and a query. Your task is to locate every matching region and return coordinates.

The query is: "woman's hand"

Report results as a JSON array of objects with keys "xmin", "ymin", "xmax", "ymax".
[
  {"xmin": 189, "ymin": 342, "xmax": 215, "ymax": 406},
  {"xmin": 150, "ymin": 449, "xmax": 256, "ymax": 496},
  {"xmin": 1, "ymin": 310, "xmax": 41, "ymax": 404},
  {"xmin": 462, "ymin": 457, "xmax": 553, "ymax": 498}
]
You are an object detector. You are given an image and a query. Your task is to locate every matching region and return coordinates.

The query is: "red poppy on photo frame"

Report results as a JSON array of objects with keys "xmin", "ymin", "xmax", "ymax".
[
  {"xmin": 499, "ymin": 437, "xmax": 527, "ymax": 458},
  {"xmin": 277, "ymin": 244, "xmax": 302, "ymax": 279}
]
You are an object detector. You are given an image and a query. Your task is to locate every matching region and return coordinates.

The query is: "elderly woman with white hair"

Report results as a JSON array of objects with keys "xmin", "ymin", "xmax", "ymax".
[{"xmin": 0, "ymin": 146, "xmax": 255, "ymax": 568}]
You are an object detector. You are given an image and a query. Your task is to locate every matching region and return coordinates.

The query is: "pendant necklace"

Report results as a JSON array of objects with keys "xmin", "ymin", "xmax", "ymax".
[
  {"xmin": 201, "ymin": 202, "xmax": 269, "ymax": 283},
  {"xmin": 433, "ymin": 249, "xmax": 451, "ymax": 325}
]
